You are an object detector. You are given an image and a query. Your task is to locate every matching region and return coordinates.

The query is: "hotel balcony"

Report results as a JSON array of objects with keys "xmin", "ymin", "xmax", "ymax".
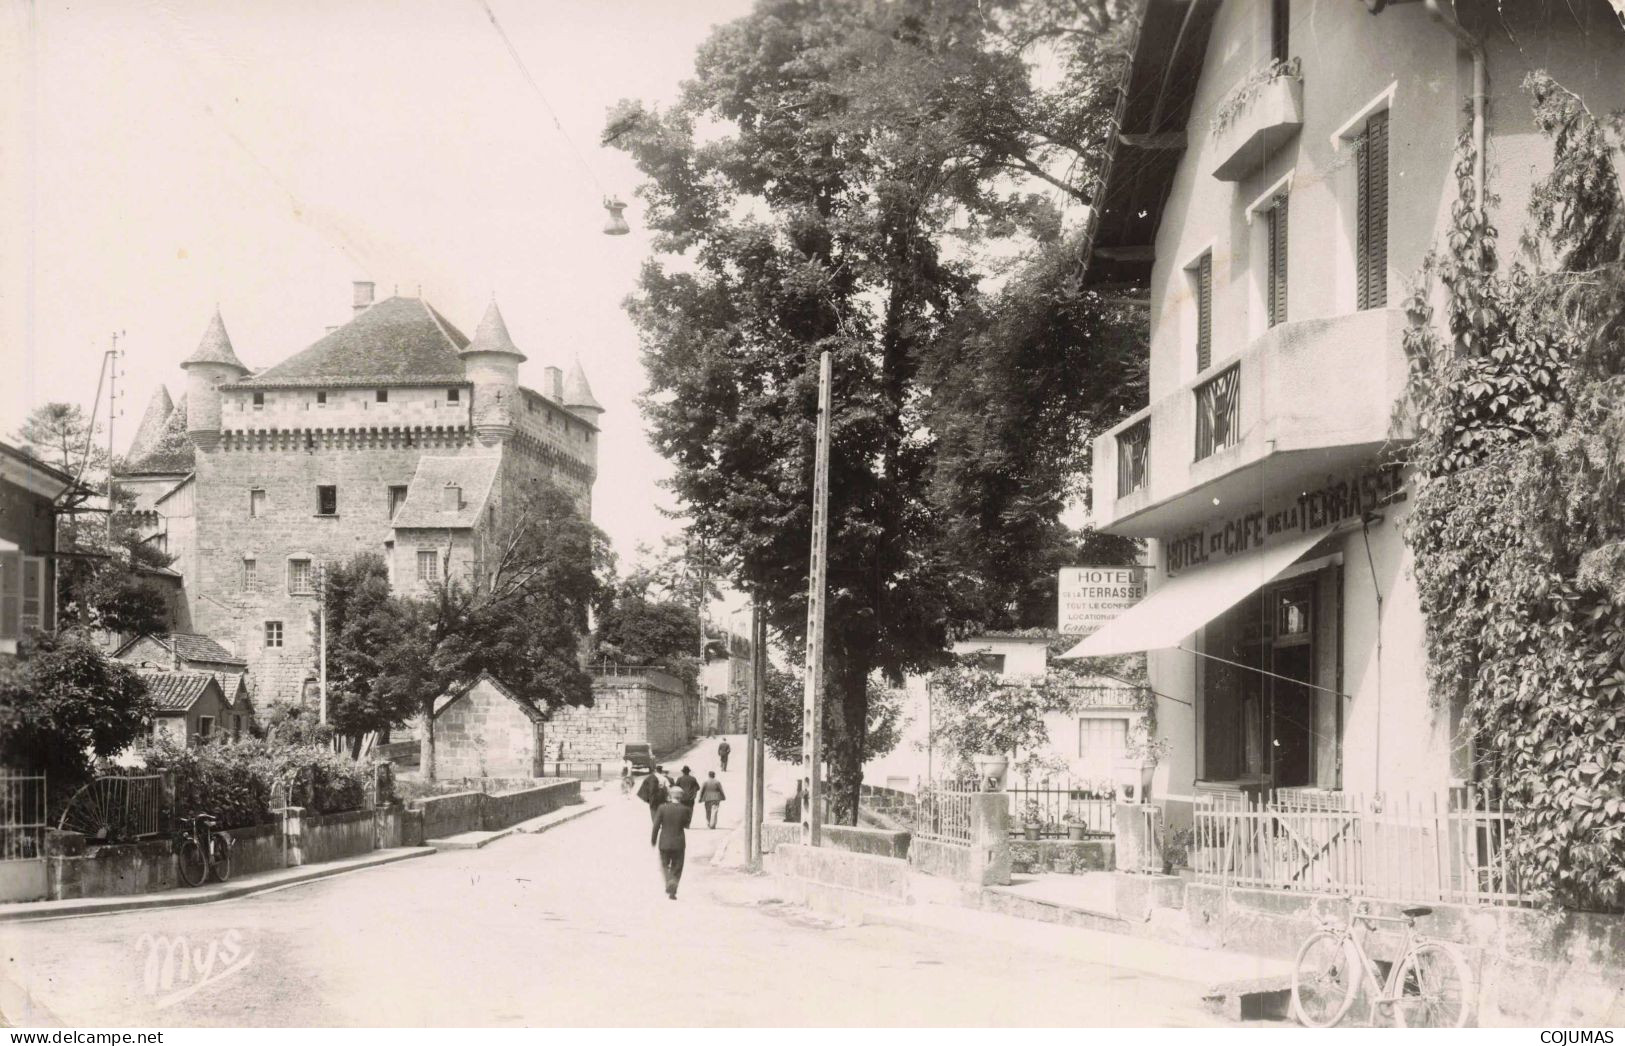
[
  {"xmin": 1210, "ymin": 64, "xmax": 1303, "ymax": 183},
  {"xmin": 1092, "ymin": 308, "xmax": 1412, "ymax": 538}
]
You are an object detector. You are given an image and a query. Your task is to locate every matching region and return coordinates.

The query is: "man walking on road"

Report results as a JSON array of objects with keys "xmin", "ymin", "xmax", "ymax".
[
  {"xmin": 698, "ymin": 771, "xmax": 726, "ymax": 828},
  {"xmin": 637, "ymin": 766, "xmax": 669, "ymax": 824},
  {"xmin": 651, "ymin": 786, "xmax": 693, "ymax": 899},
  {"xmin": 717, "ymin": 738, "xmax": 731, "ymax": 772},
  {"xmin": 675, "ymin": 766, "xmax": 700, "ymax": 810}
]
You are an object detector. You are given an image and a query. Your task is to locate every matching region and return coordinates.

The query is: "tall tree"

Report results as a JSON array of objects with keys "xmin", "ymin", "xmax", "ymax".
[
  {"xmin": 316, "ymin": 553, "xmax": 420, "ymax": 755},
  {"xmin": 608, "ymin": 0, "xmax": 1141, "ymax": 818}
]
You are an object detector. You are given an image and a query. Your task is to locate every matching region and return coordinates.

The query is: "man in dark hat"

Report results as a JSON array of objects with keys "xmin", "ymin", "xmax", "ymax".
[
  {"xmin": 674, "ymin": 766, "xmax": 701, "ymax": 811},
  {"xmin": 637, "ymin": 764, "xmax": 669, "ymax": 823},
  {"xmin": 651, "ymin": 785, "xmax": 693, "ymax": 899}
]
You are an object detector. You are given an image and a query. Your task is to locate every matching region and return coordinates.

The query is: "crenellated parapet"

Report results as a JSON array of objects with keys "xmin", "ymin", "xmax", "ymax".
[{"xmin": 218, "ymin": 424, "xmax": 473, "ymax": 454}]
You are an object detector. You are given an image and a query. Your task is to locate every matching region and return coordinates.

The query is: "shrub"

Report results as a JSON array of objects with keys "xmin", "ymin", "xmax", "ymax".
[{"xmin": 135, "ymin": 737, "xmax": 382, "ymax": 828}]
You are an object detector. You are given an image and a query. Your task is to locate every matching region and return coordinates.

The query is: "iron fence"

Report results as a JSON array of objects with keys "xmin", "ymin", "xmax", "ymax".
[
  {"xmin": 1195, "ymin": 363, "xmax": 1242, "ymax": 460},
  {"xmin": 1192, "ymin": 786, "xmax": 1535, "ymax": 907},
  {"xmin": 1006, "ymin": 776, "xmax": 1116, "ymax": 839},
  {"xmin": 56, "ymin": 773, "xmax": 165, "ymax": 843},
  {"xmin": 914, "ymin": 781, "xmax": 976, "ymax": 846},
  {"xmin": 539, "ymin": 762, "xmax": 604, "ymax": 780},
  {"xmin": 0, "ymin": 774, "xmax": 46, "ymax": 862}
]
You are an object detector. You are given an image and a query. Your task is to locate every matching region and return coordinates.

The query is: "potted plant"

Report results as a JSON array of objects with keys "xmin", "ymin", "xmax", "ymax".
[
  {"xmin": 1022, "ymin": 799, "xmax": 1044, "ymax": 842},
  {"xmin": 1115, "ymin": 729, "xmax": 1170, "ymax": 804},
  {"xmin": 1063, "ymin": 810, "xmax": 1089, "ymax": 842},
  {"xmin": 928, "ymin": 661, "xmax": 1060, "ymax": 792}
]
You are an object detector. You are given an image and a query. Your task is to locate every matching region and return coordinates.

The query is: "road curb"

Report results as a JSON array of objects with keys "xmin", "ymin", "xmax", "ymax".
[{"xmin": 0, "ymin": 846, "xmax": 436, "ymax": 924}]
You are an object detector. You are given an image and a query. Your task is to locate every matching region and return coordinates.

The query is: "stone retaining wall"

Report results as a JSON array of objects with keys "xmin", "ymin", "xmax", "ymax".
[
  {"xmin": 415, "ymin": 791, "xmax": 486, "ymax": 840},
  {"xmin": 225, "ymin": 821, "xmax": 285, "ymax": 878},
  {"xmin": 764, "ymin": 843, "xmax": 912, "ymax": 923},
  {"xmin": 303, "ymin": 809, "xmax": 376, "ymax": 864},
  {"xmin": 412, "ymin": 781, "xmax": 582, "ymax": 839},
  {"xmin": 823, "ymin": 824, "xmax": 910, "ymax": 860}
]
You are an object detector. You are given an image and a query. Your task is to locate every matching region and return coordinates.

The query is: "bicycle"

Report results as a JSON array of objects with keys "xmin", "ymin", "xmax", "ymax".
[
  {"xmin": 174, "ymin": 813, "xmax": 232, "ymax": 887},
  {"xmin": 1290, "ymin": 900, "xmax": 1472, "ymax": 1027}
]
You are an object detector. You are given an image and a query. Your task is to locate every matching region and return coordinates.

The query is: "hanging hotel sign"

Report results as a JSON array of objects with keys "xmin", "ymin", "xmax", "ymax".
[
  {"xmin": 1058, "ymin": 566, "xmax": 1148, "ymax": 636},
  {"xmin": 1165, "ymin": 463, "xmax": 1406, "ymax": 573}
]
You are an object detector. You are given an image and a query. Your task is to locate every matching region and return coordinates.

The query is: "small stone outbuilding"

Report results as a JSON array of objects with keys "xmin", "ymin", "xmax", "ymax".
[{"xmin": 430, "ymin": 672, "xmax": 547, "ymax": 779}]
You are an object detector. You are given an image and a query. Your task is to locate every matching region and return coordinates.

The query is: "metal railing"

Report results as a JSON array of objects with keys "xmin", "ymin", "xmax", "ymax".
[
  {"xmin": 56, "ymin": 773, "xmax": 166, "ymax": 842},
  {"xmin": 539, "ymin": 762, "xmax": 604, "ymax": 780},
  {"xmin": 1192, "ymin": 786, "xmax": 1533, "ymax": 907},
  {"xmin": 0, "ymin": 774, "xmax": 46, "ymax": 862},
  {"xmin": 914, "ymin": 781, "xmax": 976, "ymax": 846},
  {"xmin": 1194, "ymin": 363, "xmax": 1242, "ymax": 460},
  {"xmin": 1116, "ymin": 418, "xmax": 1150, "ymax": 497},
  {"xmin": 1007, "ymin": 777, "xmax": 1116, "ymax": 839}
]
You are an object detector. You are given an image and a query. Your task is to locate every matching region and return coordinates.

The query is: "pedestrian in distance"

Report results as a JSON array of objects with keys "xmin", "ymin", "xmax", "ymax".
[
  {"xmin": 651, "ymin": 786, "xmax": 693, "ymax": 899},
  {"xmin": 637, "ymin": 765, "xmax": 669, "ymax": 823},
  {"xmin": 717, "ymin": 738, "xmax": 731, "ymax": 772},
  {"xmin": 620, "ymin": 762, "xmax": 634, "ymax": 798},
  {"xmin": 699, "ymin": 771, "xmax": 726, "ymax": 828},
  {"xmin": 675, "ymin": 766, "xmax": 700, "ymax": 809}
]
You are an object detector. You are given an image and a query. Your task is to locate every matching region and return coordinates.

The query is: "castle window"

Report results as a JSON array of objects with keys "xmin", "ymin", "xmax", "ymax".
[
  {"xmin": 388, "ymin": 485, "xmax": 408, "ymax": 519},
  {"xmin": 316, "ymin": 391, "xmax": 327, "ymax": 407},
  {"xmin": 253, "ymin": 393, "xmax": 264, "ymax": 410},
  {"xmin": 447, "ymin": 388, "xmax": 460, "ymax": 403},
  {"xmin": 264, "ymin": 621, "xmax": 283, "ymax": 648},
  {"xmin": 317, "ymin": 485, "xmax": 337, "ymax": 516},
  {"xmin": 417, "ymin": 550, "xmax": 439, "ymax": 584},
  {"xmin": 243, "ymin": 558, "xmax": 256, "ymax": 591},
  {"xmin": 288, "ymin": 558, "xmax": 313, "ymax": 595},
  {"xmin": 249, "ymin": 489, "xmax": 266, "ymax": 518},
  {"xmin": 376, "ymin": 389, "xmax": 389, "ymax": 404}
]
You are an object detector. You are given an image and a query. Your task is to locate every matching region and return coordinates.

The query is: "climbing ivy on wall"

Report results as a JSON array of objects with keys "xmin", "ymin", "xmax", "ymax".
[{"xmin": 1402, "ymin": 76, "xmax": 1625, "ymax": 911}]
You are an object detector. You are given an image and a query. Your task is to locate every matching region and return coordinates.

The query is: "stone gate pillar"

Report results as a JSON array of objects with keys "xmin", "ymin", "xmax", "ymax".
[{"xmin": 969, "ymin": 792, "xmax": 1012, "ymax": 886}]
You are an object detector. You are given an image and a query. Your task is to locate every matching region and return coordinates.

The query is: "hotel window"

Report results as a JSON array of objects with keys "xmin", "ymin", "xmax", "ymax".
[
  {"xmin": 388, "ymin": 485, "xmax": 408, "ymax": 519},
  {"xmin": 249, "ymin": 488, "xmax": 266, "ymax": 518},
  {"xmin": 317, "ymin": 485, "xmax": 337, "ymax": 516},
  {"xmin": 1266, "ymin": 194, "xmax": 1289, "ymax": 328},
  {"xmin": 1078, "ymin": 717, "xmax": 1129, "ymax": 761},
  {"xmin": 1189, "ymin": 252, "xmax": 1213, "ymax": 372},
  {"xmin": 19, "ymin": 556, "xmax": 45, "ymax": 632},
  {"xmin": 447, "ymin": 388, "xmax": 460, "ymax": 403},
  {"xmin": 376, "ymin": 389, "xmax": 389, "ymax": 404},
  {"xmin": 253, "ymin": 392, "xmax": 264, "ymax": 410},
  {"xmin": 288, "ymin": 558, "xmax": 314, "ymax": 595},
  {"xmin": 1271, "ymin": 0, "xmax": 1290, "ymax": 65},
  {"xmin": 242, "ymin": 558, "xmax": 257, "ymax": 591},
  {"xmin": 417, "ymin": 550, "xmax": 439, "ymax": 584},
  {"xmin": 264, "ymin": 621, "xmax": 283, "ymax": 648},
  {"xmin": 1355, "ymin": 109, "xmax": 1389, "ymax": 310}
]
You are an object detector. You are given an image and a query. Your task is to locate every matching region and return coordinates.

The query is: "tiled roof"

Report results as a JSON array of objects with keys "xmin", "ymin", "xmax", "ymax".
[
  {"xmin": 116, "ymin": 631, "xmax": 248, "ymax": 667},
  {"xmin": 236, "ymin": 296, "xmax": 470, "ymax": 389},
  {"xmin": 135, "ymin": 670, "xmax": 219, "ymax": 712},
  {"xmin": 460, "ymin": 300, "xmax": 526, "ymax": 362},
  {"xmin": 182, "ymin": 309, "xmax": 249, "ymax": 370},
  {"xmin": 390, "ymin": 454, "xmax": 500, "ymax": 529},
  {"xmin": 432, "ymin": 672, "xmax": 546, "ymax": 723},
  {"xmin": 122, "ymin": 397, "xmax": 194, "ymax": 475},
  {"xmin": 126, "ymin": 386, "xmax": 174, "ymax": 462}
]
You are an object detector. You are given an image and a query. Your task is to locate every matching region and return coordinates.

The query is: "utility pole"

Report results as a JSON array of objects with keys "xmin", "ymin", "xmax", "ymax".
[
  {"xmin": 318, "ymin": 562, "xmax": 329, "ymax": 726},
  {"xmin": 801, "ymin": 350, "xmax": 831, "ymax": 847},
  {"xmin": 744, "ymin": 594, "xmax": 761, "ymax": 867},
  {"xmin": 752, "ymin": 595, "xmax": 765, "ymax": 859},
  {"xmin": 105, "ymin": 332, "xmax": 125, "ymax": 544}
]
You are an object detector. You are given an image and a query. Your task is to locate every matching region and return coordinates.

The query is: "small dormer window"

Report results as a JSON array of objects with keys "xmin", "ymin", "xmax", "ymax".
[
  {"xmin": 447, "ymin": 388, "xmax": 460, "ymax": 403},
  {"xmin": 444, "ymin": 485, "xmax": 462, "ymax": 510},
  {"xmin": 376, "ymin": 389, "xmax": 389, "ymax": 403}
]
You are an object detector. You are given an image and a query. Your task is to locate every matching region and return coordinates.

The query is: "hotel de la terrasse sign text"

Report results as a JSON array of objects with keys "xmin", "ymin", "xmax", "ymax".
[{"xmin": 1059, "ymin": 566, "xmax": 1148, "ymax": 636}]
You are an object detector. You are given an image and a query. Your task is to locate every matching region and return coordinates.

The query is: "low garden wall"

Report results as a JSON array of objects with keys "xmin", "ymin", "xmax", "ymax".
[
  {"xmin": 764, "ymin": 842, "xmax": 912, "ymax": 923},
  {"xmin": 412, "ymin": 780, "xmax": 582, "ymax": 839},
  {"xmin": 302, "ymin": 809, "xmax": 377, "ymax": 864},
  {"xmin": 760, "ymin": 821, "xmax": 801, "ymax": 854},
  {"xmin": 47, "ymin": 836, "xmax": 177, "ymax": 900},
  {"xmin": 823, "ymin": 824, "xmax": 910, "ymax": 860},
  {"xmin": 225, "ymin": 822, "xmax": 285, "ymax": 878},
  {"xmin": 1009, "ymin": 838, "xmax": 1113, "ymax": 876},
  {"xmin": 415, "ymin": 791, "xmax": 486, "ymax": 840}
]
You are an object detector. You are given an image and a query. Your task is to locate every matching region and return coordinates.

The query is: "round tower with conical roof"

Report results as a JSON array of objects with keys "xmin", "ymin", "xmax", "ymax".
[
  {"xmin": 180, "ymin": 309, "xmax": 250, "ymax": 451},
  {"xmin": 460, "ymin": 300, "xmax": 527, "ymax": 446},
  {"xmin": 562, "ymin": 356, "xmax": 604, "ymax": 471}
]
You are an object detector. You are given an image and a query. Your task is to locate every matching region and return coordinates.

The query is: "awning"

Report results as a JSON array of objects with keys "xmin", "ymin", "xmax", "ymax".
[{"xmin": 1060, "ymin": 529, "xmax": 1327, "ymax": 659}]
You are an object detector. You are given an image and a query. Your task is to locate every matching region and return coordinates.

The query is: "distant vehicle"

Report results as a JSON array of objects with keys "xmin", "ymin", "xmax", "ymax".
[{"xmin": 623, "ymin": 743, "xmax": 655, "ymax": 772}]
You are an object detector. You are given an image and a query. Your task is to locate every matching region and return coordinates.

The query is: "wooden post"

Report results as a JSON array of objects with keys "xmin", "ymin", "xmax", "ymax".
[
  {"xmin": 744, "ymin": 596, "xmax": 760, "ymax": 867},
  {"xmin": 752, "ymin": 596, "xmax": 766, "ymax": 859},
  {"xmin": 801, "ymin": 350, "xmax": 831, "ymax": 847}
]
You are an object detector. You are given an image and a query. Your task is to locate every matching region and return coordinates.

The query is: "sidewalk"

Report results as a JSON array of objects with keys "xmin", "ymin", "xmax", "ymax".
[{"xmin": 0, "ymin": 846, "xmax": 434, "ymax": 924}]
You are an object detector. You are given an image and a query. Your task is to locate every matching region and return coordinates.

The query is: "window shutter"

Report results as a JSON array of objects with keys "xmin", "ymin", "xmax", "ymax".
[
  {"xmin": 1269, "ymin": 196, "xmax": 1289, "ymax": 327},
  {"xmin": 0, "ymin": 551, "xmax": 20, "ymax": 641},
  {"xmin": 1197, "ymin": 253, "xmax": 1213, "ymax": 372},
  {"xmin": 1357, "ymin": 109, "xmax": 1389, "ymax": 310}
]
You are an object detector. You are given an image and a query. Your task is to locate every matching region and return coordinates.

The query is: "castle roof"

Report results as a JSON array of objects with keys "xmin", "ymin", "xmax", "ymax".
[
  {"xmin": 126, "ymin": 386, "xmax": 174, "ymax": 461},
  {"xmin": 182, "ymin": 309, "xmax": 249, "ymax": 371},
  {"xmin": 562, "ymin": 357, "xmax": 603, "ymax": 413},
  {"xmin": 236, "ymin": 296, "xmax": 470, "ymax": 389},
  {"xmin": 461, "ymin": 300, "xmax": 527, "ymax": 362},
  {"xmin": 120, "ymin": 394, "xmax": 194, "ymax": 475},
  {"xmin": 390, "ymin": 454, "xmax": 501, "ymax": 529}
]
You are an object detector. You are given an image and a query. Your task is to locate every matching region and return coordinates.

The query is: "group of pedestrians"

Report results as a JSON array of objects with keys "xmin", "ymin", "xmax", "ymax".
[{"xmin": 632, "ymin": 738, "xmax": 733, "ymax": 900}]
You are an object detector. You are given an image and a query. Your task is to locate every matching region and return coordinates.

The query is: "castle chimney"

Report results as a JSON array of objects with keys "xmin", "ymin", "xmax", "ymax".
[
  {"xmin": 543, "ymin": 366, "xmax": 564, "ymax": 401},
  {"xmin": 353, "ymin": 281, "xmax": 375, "ymax": 313}
]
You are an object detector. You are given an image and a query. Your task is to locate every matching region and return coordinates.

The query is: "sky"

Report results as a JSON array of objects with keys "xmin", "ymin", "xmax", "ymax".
[{"xmin": 0, "ymin": 0, "xmax": 754, "ymax": 584}]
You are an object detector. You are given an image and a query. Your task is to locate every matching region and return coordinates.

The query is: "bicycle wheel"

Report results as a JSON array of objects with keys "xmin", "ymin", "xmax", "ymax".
[
  {"xmin": 177, "ymin": 837, "xmax": 209, "ymax": 888},
  {"xmin": 1393, "ymin": 941, "xmax": 1472, "ymax": 1027},
  {"xmin": 1291, "ymin": 931, "xmax": 1360, "ymax": 1028},
  {"xmin": 208, "ymin": 833, "xmax": 232, "ymax": 883}
]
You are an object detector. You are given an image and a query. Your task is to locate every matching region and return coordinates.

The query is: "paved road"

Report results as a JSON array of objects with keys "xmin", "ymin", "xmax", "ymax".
[{"xmin": 0, "ymin": 739, "xmax": 1223, "ymax": 1027}]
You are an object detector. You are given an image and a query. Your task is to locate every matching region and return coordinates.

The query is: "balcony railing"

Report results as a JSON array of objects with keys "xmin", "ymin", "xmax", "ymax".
[
  {"xmin": 1194, "ymin": 364, "xmax": 1241, "ymax": 460},
  {"xmin": 1116, "ymin": 418, "xmax": 1150, "ymax": 497}
]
